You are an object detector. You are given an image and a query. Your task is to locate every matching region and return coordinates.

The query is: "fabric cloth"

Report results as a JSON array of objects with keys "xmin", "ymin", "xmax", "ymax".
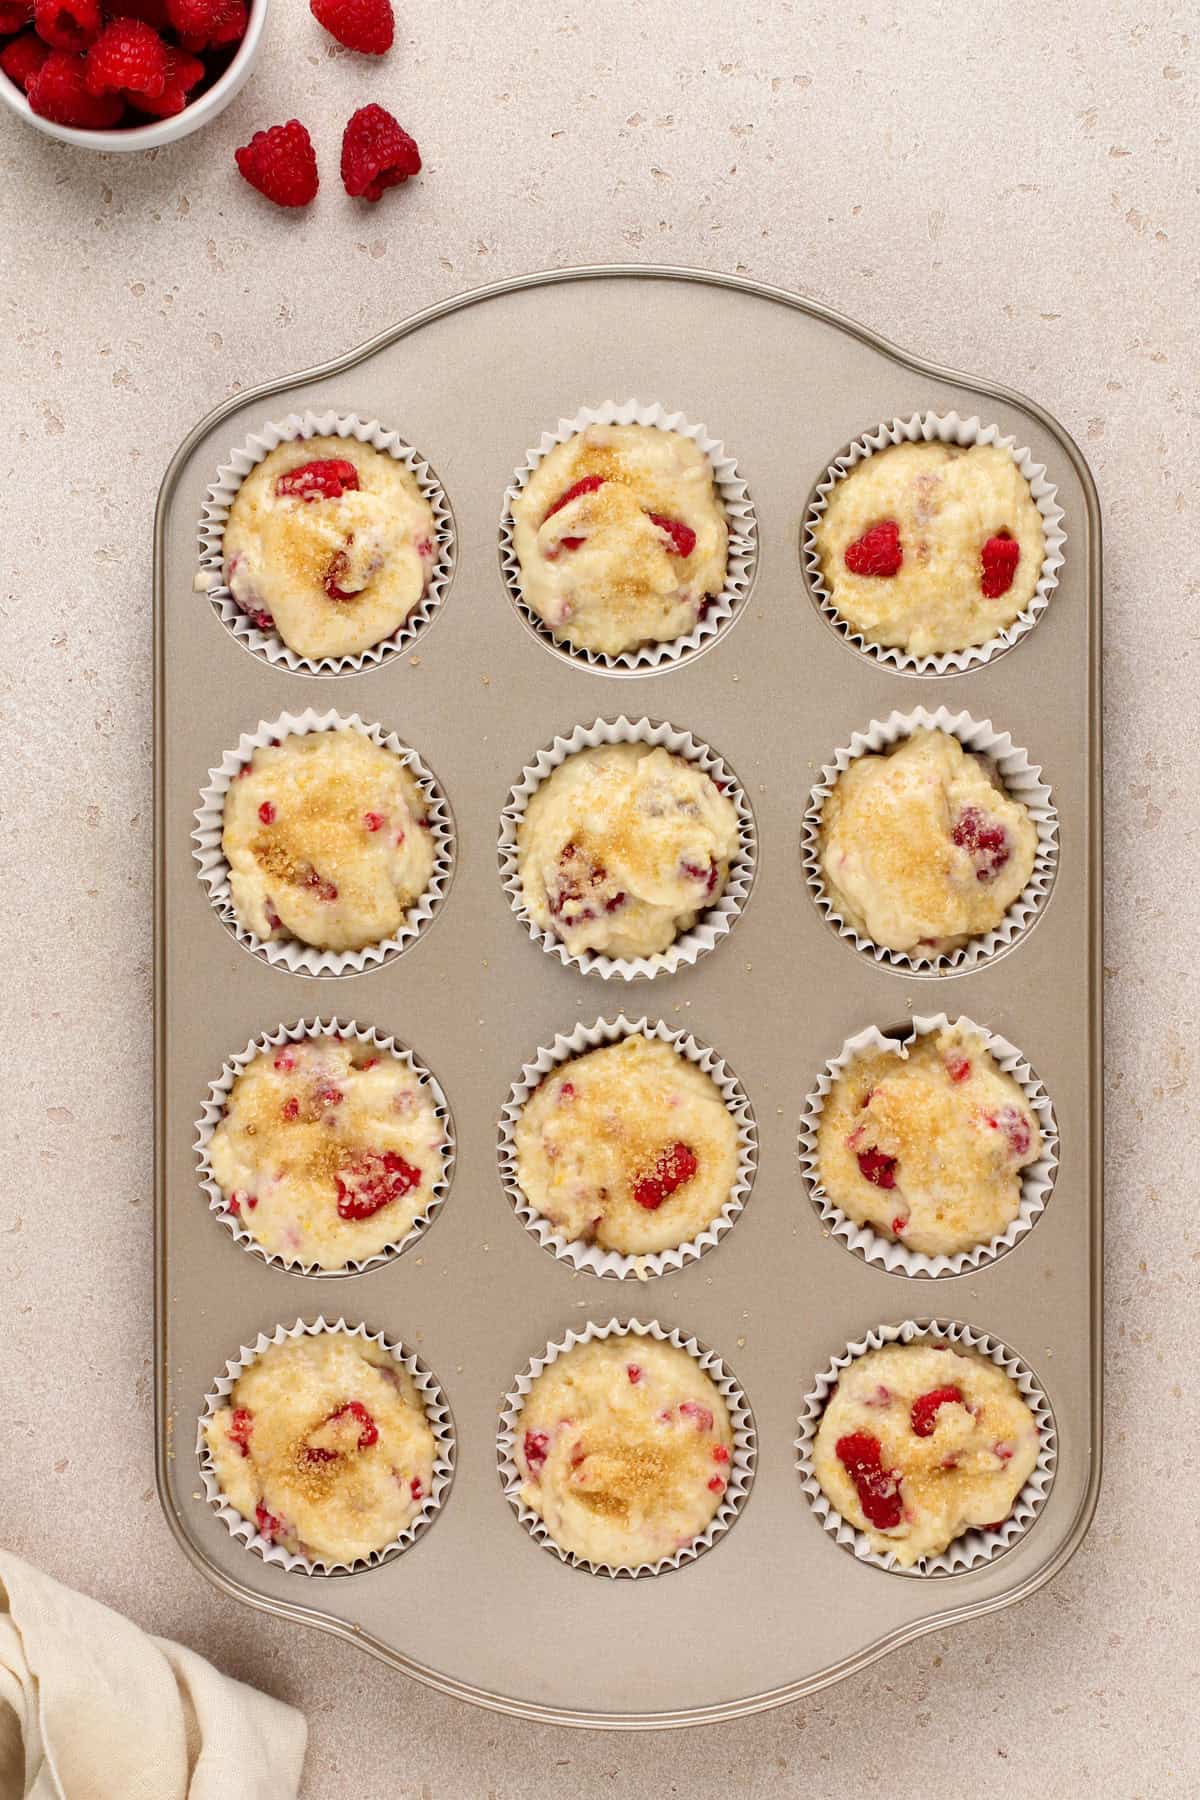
[{"xmin": 0, "ymin": 1552, "xmax": 306, "ymax": 1800}]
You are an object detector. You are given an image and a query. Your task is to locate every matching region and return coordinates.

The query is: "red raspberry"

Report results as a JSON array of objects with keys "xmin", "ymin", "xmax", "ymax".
[
  {"xmin": 0, "ymin": 1, "xmax": 33, "ymax": 32},
  {"xmin": 281, "ymin": 1097, "xmax": 300, "ymax": 1121},
  {"xmin": 363, "ymin": 811, "xmax": 385, "ymax": 832},
  {"xmin": 165, "ymin": 0, "xmax": 236, "ymax": 41},
  {"xmin": 980, "ymin": 532, "xmax": 1020, "ymax": 599},
  {"xmin": 712, "ymin": 1444, "xmax": 729, "ymax": 1464},
  {"xmin": 235, "ymin": 119, "xmax": 319, "ymax": 209},
  {"xmin": 844, "ymin": 519, "xmax": 902, "ymax": 578},
  {"xmin": 107, "ymin": 0, "xmax": 169, "ymax": 26},
  {"xmin": 910, "ymin": 1385, "xmax": 964, "ymax": 1437},
  {"xmin": 856, "ymin": 1146, "xmax": 897, "ymax": 1189},
  {"xmin": 274, "ymin": 1049, "xmax": 297, "ymax": 1071},
  {"xmin": 890, "ymin": 1214, "xmax": 908, "ymax": 1235},
  {"xmin": 632, "ymin": 1141, "xmax": 699, "ymax": 1210},
  {"xmin": 32, "ymin": 0, "xmax": 99, "ymax": 50},
  {"xmin": 228, "ymin": 1408, "xmax": 253, "ymax": 1455},
  {"xmin": 410, "ymin": 1476, "xmax": 423, "ymax": 1501},
  {"xmin": 523, "ymin": 1430, "xmax": 549, "ymax": 1472},
  {"xmin": 648, "ymin": 513, "xmax": 697, "ymax": 558},
  {"xmin": 707, "ymin": 1474, "xmax": 726, "ymax": 1493},
  {"xmin": 336, "ymin": 1148, "xmax": 421, "ymax": 1221},
  {"xmin": 257, "ymin": 800, "xmax": 276, "ymax": 824},
  {"xmin": 681, "ymin": 856, "xmax": 720, "ymax": 896},
  {"xmin": 28, "ymin": 47, "xmax": 121, "ymax": 122},
  {"xmin": 945, "ymin": 1055, "xmax": 972, "ymax": 1082},
  {"xmin": 543, "ymin": 474, "xmax": 604, "ymax": 523},
  {"xmin": 324, "ymin": 1399, "xmax": 378, "ymax": 1450},
  {"xmin": 126, "ymin": 41, "xmax": 200, "ymax": 112},
  {"xmin": 997, "ymin": 1105, "xmax": 1032, "ymax": 1158},
  {"xmin": 678, "ymin": 1401, "xmax": 714, "ymax": 1432},
  {"xmin": 340, "ymin": 102, "xmax": 420, "ymax": 201},
  {"xmin": 85, "ymin": 17, "xmax": 166, "ymax": 95},
  {"xmin": 275, "ymin": 458, "xmax": 360, "ymax": 501},
  {"xmin": 254, "ymin": 1500, "xmax": 284, "ymax": 1541},
  {"xmin": 0, "ymin": 31, "xmax": 49, "ymax": 89},
  {"xmin": 176, "ymin": 0, "xmax": 243, "ymax": 48},
  {"xmin": 310, "ymin": 0, "xmax": 392, "ymax": 53},
  {"xmin": 951, "ymin": 806, "xmax": 1010, "ymax": 882},
  {"xmin": 835, "ymin": 1430, "xmax": 903, "ymax": 1530}
]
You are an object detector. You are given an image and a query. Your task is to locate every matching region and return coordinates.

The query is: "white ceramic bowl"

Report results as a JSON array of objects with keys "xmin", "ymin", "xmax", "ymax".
[{"xmin": 0, "ymin": 0, "xmax": 267, "ymax": 151}]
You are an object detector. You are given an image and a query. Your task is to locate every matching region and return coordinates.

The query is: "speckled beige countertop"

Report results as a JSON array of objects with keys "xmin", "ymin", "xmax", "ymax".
[{"xmin": 2, "ymin": 2, "xmax": 1197, "ymax": 1794}]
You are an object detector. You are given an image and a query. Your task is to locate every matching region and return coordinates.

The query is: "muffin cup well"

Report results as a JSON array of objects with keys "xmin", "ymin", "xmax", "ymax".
[
  {"xmin": 498, "ymin": 1015, "xmax": 758, "ymax": 1280},
  {"xmin": 197, "ymin": 409, "xmax": 456, "ymax": 676},
  {"xmin": 499, "ymin": 399, "xmax": 758, "ymax": 675},
  {"xmin": 802, "ymin": 410, "xmax": 1066, "ymax": 676},
  {"xmin": 498, "ymin": 1317, "xmax": 755, "ymax": 1578},
  {"xmin": 795, "ymin": 1318, "xmax": 1056, "ymax": 1576},
  {"xmin": 195, "ymin": 1018, "xmax": 456, "ymax": 1278},
  {"xmin": 798, "ymin": 1013, "xmax": 1058, "ymax": 1278},
  {"xmin": 192, "ymin": 709, "xmax": 455, "ymax": 978},
  {"xmin": 197, "ymin": 1316, "xmax": 456, "ymax": 1577},
  {"xmin": 499, "ymin": 716, "xmax": 757, "ymax": 981},
  {"xmin": 803, "ymin": 705, "xmax": 1058, "ymax": 976}
]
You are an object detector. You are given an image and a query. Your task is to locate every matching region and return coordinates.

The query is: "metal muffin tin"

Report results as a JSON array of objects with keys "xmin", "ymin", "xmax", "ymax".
[{"xmin": 154, "ymin": 267, "xmax": 1102, "ymax": 1726}]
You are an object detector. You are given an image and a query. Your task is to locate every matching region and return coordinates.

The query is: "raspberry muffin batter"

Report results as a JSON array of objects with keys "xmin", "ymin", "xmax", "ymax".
[
  {"xmin": 815, "ymin": 1022, "xmax": 1042, "ymax": 1257},
  {"xmin": 222, "ymin": 437, "xmax": 437, "ymax": 662},
  {"xmin": 514, "ymin": 1034, "xmax": 739, "ymax": 1256},
  {"xmin": 812, "ymin": 442, "xmax": 1045, "ymax": 658},
  {"xmin": 208, "ymin": 1035, "xmax": 447, "ymax": 1269},
  {"xmin": 222, "ymin": 731, "xmax": 436, "ymax": 953},
  {"xmin": 812, "ymin": 1340, "xmax": 1040, "ymax": 1566},
  {"xmin": 511, "ymin": 424, "xmax": 729, "ymax": 656},
  {"xmin": 517, "ymin": 743, "xmax": 740, "ymax": 960},
  {"xmin": 514, "ymin": 1337, "xmax": 734, "ymax": 1567},
  {"xmin": 818, "ymin": 729, "xmax": 1038, "ymax": 956},
  {"xmin": 205, "ymin": 1332, "xmax": 437, "ymax": 1565}
]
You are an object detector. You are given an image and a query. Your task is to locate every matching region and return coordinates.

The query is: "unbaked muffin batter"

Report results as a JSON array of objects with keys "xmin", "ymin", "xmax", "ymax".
[
  {"xmin": 812, "ymin": 1340, "xmax": 1040, "ymax": 1566},
  {"xmin": 222, "ymin": 436, "xmax": 436, "ymax": 661},
  {"xmin": 517, "ymin": 742, "xmax": 740, "ymax": 960},
  {"xmin": 812, "ymin": 441, "xmax": 1045, "ymax": 658},
  {"xmin": 818, "ymin": 730, "xmax": 1038, "ymax": 956},
  {"xmin": 208, "ymin": 1035, "xmax": 447, "ymax": 1268},
  {"xmin": 815, "ymin": 1022, "xmax": 1042, "ymax": 1257},
  {"xmin": 514, "ymin": 1034, "xmax": 739, "ymax": 1255},
  {"xmin": 205, "ymin": 1333, "xmax": 436, "ymax": 1564},
  {"xmin": 511, "ymin": 424, "xmax": 729, "ymax": 656},
  {"xmin": 514, "ymin": 1337, "xmax": 734, "ymax": 1567},
  {"xmin": 222, "ymin": 731, "xmax": 436, "ymax": 953}
]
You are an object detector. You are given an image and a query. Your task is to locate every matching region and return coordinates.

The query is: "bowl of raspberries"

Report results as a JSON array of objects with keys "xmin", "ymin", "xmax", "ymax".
[{"xmin": 0, "ymin": 0, "xmax": 267, "ymax": 147}]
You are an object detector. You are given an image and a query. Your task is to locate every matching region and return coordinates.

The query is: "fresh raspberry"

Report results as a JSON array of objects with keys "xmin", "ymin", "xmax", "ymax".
[
  {"xmin": 678, "ymin": 1401, "xmax": 714, "ymax": 1432},
  {"xmin": 127, "ymin": 41, "xmax": 201, "ymax": 113},
  {"xmin": 363, "ymin": 810, "xmax": 385, "ymax": 832},
  {"xmin": 340, "ymin": 102, "xmax": 421, "ymax": 201},
  {"xmin": 235, "ymin": 119, "xmax": 319, "ymax": 209},
  {"xmin": 997, "ymin": 1105, "xmax": 1032, "ymax": 1158},
  {"xmin": 257, "ymin": 800, "xmax": 276, "ymax": 824},
  {"xmin": 544, "ymin": 474, "xmax": 604, "ymax": 523},
  {"xmin": 546, "ymin": 840, "xmax": 625, "ymax": 924},
  {"xmin": 890, "ymin": 1215, "xmax": 908, "ymax": 1235},
  {"xmin": 0, "ymin": 0, "xmax": 33, "ymax": 33},
  {"xmin": 945, "ymin": 1055, "xmax": 972, "ymax": 1082},
  {"xmin": 712, "ymin": 1444, "xmax": 729, "ymax": 1464},
  {"xmin": 993, "ymin": 1440, "xmax": 1014, "ymax": 1462},
  {"xmin": 310, "ymin": 0, "xmax": 392, "ymax": 53},
  {"xmin": 84, "ymin": 17, "xmax": 166, "ymax": 95},
  {"xmin": 336, "ymin": 1148, "xmax": 421, "ymax": 1221},
  {"xmin": 228, "ymin": 1189, "xmax": 257, "ymax": 1213},
  {"xmin": 228, "ymin": 1408, "xmax": 253, "ymax": 1456},
  {"xmin": 681, "ymin": 856, "xmax": 720, "ymax": 896},
  {"xmin": 410, "ymin": 1476, "xmax": 423, "ymax": 1501},
  {"xmin": 648, "ymin": 513, "xmax": 697, "ymax": 558},
  {"xmin": 281, "ymin": 1096, "xmax": 300, "ymax": 1121},
  {"xmin": 27, "ymin": 47, "xmax": 120, "ymax": 122},
  {"xmin": 254, "ymin": 1501, "xmax": 285, "ymax": 1542},
  {"xmin": 303, "ymin": 866, "xmax": 338, "ymax": 902},
  {"xmin": 910, "ymin": 1385, "xmax": 965, "ymax": 1437},
  {"xmin": 632, "ymin": 1141, "xmax": 698, "ymax": 1210},
  {"xmin": 316, "ymin": 1085, "xmax": 343, "ymax": 1107},
  {"xmin": 626, "ymin": 1363, "xmax": 642, "ymax": 1384},
  {"xmin": 835, "ymin": 1431, "xmax": 903, "ymax": 1530},
  {"xmin": 707, "ymin": 1474, "xmax": 726, "ymax": 1493},
  {"xmin": 32, "ymin": 0, "xmax": 99, "ymax": 51},
  {"xmin": 165, "ymin": 0, "xmax": 237, "ymax": 42},
  {"xmin": 0, "ymin": 31, "xmax": 48, "ymax": 89},
  {"xmin": 856, "ymin": 1147, "xmax": 897, "ymax": 1189},
  {"xmin": 844, "ymin": 519, "xmax": 902, "ymax": 578},
  {"xmin": 324, "ymin": 1399, "xmax": 378, "ymax": 1450},
  {"xmin": 523, "ymin": 1429, "xmax": 549, "ymax": 1472},
  {"xmin": 980, "ymin": 532, "xmax": 1020, "ymax": 599},
  {"xmin": 181, "ymin": 0, "xmax": 242, "ymax": 44},
  {"xmin": 951, "ymin": 806, "xmax": 1010, "ymax": 881},
  {"xmin": 275, "ymin": 458, "xmax": 359, "ymax": 501}
]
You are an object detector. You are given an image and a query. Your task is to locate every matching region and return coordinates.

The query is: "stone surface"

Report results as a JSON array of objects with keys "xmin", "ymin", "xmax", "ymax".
[{"xmin": 1, "ymin": 1, "xmax": 1197, "ymax": 1793}]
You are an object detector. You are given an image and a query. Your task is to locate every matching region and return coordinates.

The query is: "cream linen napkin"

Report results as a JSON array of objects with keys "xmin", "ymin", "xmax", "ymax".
[{"xmin": 0, "ymin": 1552, "xmax": 306, "ymax": 1800}]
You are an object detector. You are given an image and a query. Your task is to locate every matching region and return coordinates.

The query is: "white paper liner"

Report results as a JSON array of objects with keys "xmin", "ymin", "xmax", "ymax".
[
  {"xmin": 802, "ymin": 411, "xmax": 1067, "ymax": 676},
  {"xmin": 798, "ymin": 1013, "xmax": 1058, "ymax": 1278},
  {"xmin": 803, "ymin": 705, "xmax": 1058, "ymax": 976},
  {"xmin": 197, "ymin": 1316, "xmax": 456, "ymax": 1577},
  {"xmin": 498, "ymin": 1016, "xmax": 758, "ymax": 1280},
  {"xmin": 498, "ymin": 1318, "xmax": 755, "ymax": 1578},
  {"xmin": 192, "ymin": 709, "xmax": 455, "ymax": 978},
  {"xmin": 196, "ymin": 410, "xmax": 456, "ymax": 676},
  {"xmin": 795, "ymin": 1318, "xmax": 1056, "ymax": 1576},
  {"xmin": 498, "ymin": 400, "xmax": 758, "ymax": 674},
  {"xmin": 195, "ymin": 1018, "xmax": 456, "ymax": 1278},
  {"xmin": 499, "ymin": 717, "xmax": 757, "ymax": 981}
]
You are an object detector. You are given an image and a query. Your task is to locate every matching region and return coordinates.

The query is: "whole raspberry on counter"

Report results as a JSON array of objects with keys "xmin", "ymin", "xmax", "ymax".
[
  {"xmin": 340, "ymin": 101, "xmax": 420, "ymax": 200},
  {"xmin": 27, "ymin": 44, "xmax": 121, "ymax": 121},
  {"xmin": 0, "ymin": 29, "xmax": 48, "ymax": 87},
  {"xmin": 85, "ymin": 17, "xmax": 167, "ymax": 95},
  {"xmin": 311, "ymin": 0, "xmax": 392, "ymax": 54},
  {"xmin": 131, "ymin": 41, "xmax": 202, "ymax": 113},
  {"xmin": 235, "ymin": 118, "xmax": 320, "ymax": 208},
  {"xmin": 32, "ymin": 0, "xmax": 100, "ymax": 50}
]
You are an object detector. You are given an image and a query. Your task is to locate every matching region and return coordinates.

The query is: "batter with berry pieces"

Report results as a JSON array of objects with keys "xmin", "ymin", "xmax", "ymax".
[
  {"xmin": 818, "ymin": 730, "xmax": 1038, "ymax": 956},
  {"xmin": 812, "ymin": 1340, "xmax": 1040, "ymax": 1566},
  {"xmin": 815, "ymin": 1022, "xmax": 1042, "ymax": 1257},
  {"xmin": 205, "ymin": 1333, "xmax": 436, "ymax": 1565},
  {"xmin": 511, "ymin": 424, "xmax": 729, "ymax": 657},
  {"xmin": 514, "ymin": 1034, "xmax": 740, "ymax": 1256},
  {"xmin": 222, "ymin": 436, "xmax": 437, "ymax": 661},
  {"xmin": 517, "ymin": 743, "xmax": 740, "ymax": 960},
  {"xmin": 222, "ymin": 731, "xmax": 435, "ymax": 953},
  {"xmin": 208, "ymin": 1035, "xmax": 447, "ymax": 1269},
  {"xmin": 812, "ymin": 442, "xmax": 1045, "ymax": 658},
  {"xmin": 514, "ymin": 1337, "xmax": 735, "ymax": 1567}
]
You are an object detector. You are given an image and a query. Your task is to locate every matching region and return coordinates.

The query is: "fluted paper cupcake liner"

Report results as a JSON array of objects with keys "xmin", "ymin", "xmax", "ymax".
[
  {"xmin": 798, "ymin": 1013, "xmax": 1058, "ymax": 1278},
  {"xmin": 803, "ymin": 705, "xmax": 1058, "ymax": 976},
  {"xmin": 499, "ymin": 716, "xmax": 757, "ymax": 981},
  {"xmin": 802, "ymin": 410, "xmax": 1066, "ymax": 676},
  {"xmin": 193, "ymin": 709, "xmax": 455, "ymax": 978},
  {"xmin": 195, "ymin": 1018, "xmax": 456, "ymax": 1277},
  {"xmin": 196, "ymin": 410, "xmax": 456, "ymax": 676},
  {"xmin": 795, "ymin": 1318, "xmax": 1056, "ymax": 1576},
  {"xmin": 499, "ymin": 399, "xmax": 757, "ymax": 675},
  {"xmin": 498, "ymin": 1016, "xmax": 757, "ymax": 1279},
  {"xmin": 498, "ymin": 1318, "xmax": 755, "ymax": 1578},
  {"xmin": 197, "ymin": 1316, "xmax": 456, "ymax": 1577}
]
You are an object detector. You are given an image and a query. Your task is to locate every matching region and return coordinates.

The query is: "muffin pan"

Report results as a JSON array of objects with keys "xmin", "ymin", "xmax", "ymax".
[{"xmin": 154, "ymin": 267, "xmax": 1102, "ymax": 1725}]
